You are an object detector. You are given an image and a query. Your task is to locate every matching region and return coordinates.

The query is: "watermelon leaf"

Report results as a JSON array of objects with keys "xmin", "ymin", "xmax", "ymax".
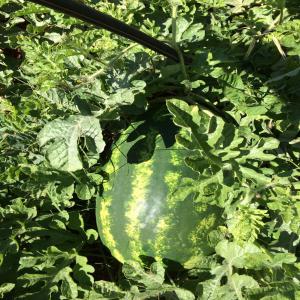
[
  {"xmin": 0, "ymin": 283, "xmax": 15, "ymax": 299},
  {"xmin": 166, "ymin": 99, "xmax": 282, "ymax": 203},
  {"xmin": 123, "ymin": 261, "xmax": 195, "ymax": 300},
  {"xmin": 126, "ymin": 107, "xmax": 180, "ymax": 163},
  {"xmin": 38, "ymin": 115, "xmax": 105, "ymax": 172},
  {"xmin": 89, "ymin": 280, "xmax": 129, "ymax": 299},
  {"xmin": 123, "ymin": 261, "xmax": 165, "ymax": 289}
]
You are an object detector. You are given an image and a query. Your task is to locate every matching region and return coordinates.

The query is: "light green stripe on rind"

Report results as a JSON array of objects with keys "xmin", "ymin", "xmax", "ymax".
[
  {"xmin": 153, "ymin": 152, "xmax": 183, "ymax": 258},
  {"xmin": 153, "ymin": 216, "xmax": 172, "ymax": 261},
  {"xmin": 125, "ymin": 159, "xmax": 153, "ymax": 261},
  {"xmin": 170, "ymin": 149, "xmax": 182, "ymax": 166},
  {"xmin": 165, "ymin": 171, "xmax": 181, "ymax": 208},
  {"xmin": 188, "ymin": 204, "xmax": 221, "ymax": 253},
  {"xmin": 99, "ymin": 144, "xmax": 124, "ymax": 262},
  {"xmin": 99, "ymin": 197, "xmax": 124, "ymax": 263},
  {"xmin": 154, "ymin": 171, "xmax": 181, "ymax": 258},
  {"xmin": 103, "ymin": 143, "xmax": 123, "ymax": 191}
]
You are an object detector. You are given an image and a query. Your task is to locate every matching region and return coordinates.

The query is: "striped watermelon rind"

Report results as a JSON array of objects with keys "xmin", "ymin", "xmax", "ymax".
[{"xmin": 96, "ymin": 123, "xmax": 222, "ymax": 267}]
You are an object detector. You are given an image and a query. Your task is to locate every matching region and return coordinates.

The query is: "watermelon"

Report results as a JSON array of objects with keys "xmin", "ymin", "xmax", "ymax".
[{"xmin": 96, "ymin": 122, "xmax": 222, "ymax": 268}]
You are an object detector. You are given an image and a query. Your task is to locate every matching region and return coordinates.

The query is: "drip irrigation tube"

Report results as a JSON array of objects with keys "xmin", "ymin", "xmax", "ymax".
[{"xmin": 29, "ymin": 0, "xmax": 180, "ymax": 62}]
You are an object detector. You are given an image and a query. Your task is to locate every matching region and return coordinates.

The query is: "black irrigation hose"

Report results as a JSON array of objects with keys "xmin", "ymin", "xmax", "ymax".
[{"xmin": 29, "ymin": 0, "xmax": 180, "ymax": 62}]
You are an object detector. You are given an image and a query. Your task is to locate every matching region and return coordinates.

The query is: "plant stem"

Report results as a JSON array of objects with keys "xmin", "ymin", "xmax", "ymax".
[
  {"xmin": 228, "ymin": 263, "xmax": 244, "ymax": 300},
  {"xmin": 171, "ymin": 5, "xmax": 189, "ymax": 82},
  {"xmin": 171, "ymin": 6, "xmax": 177, "ymax": 45}
]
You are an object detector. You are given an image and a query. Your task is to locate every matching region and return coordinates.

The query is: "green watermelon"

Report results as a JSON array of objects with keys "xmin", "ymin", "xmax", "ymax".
[{"xmin": 96, "ymin": 123, "xmax": 222, "ymax": 267}]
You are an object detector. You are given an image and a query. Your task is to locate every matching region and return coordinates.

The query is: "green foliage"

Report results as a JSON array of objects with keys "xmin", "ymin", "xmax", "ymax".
[
  {"xmin": 1, "ymin": 0, "xmax": 299, "ymax": 299},
  {"xmin": 38, "ymin": 115, "xmax": 105, "ymax": 171},
  {"xmin": 121, "ymin": 261, "xmax": 195, "ymax": 300}
]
